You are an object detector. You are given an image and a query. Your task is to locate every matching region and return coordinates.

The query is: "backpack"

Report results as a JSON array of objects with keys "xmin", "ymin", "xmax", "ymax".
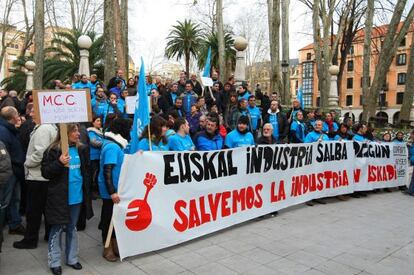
[{"xmin": 0, "ymin": 141, "xmax": 12, "ymax": 186}]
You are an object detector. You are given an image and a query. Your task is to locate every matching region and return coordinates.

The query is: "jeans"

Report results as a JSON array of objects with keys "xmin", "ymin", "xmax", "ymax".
[
  {"xmin": 0, "ymin": 174, "xmax": 22, "ymax": 229},
  {"xmin": 48, "ymin": 204, "xmax": 81, "ymax": 268},
  {"xmin": 24, "ymin": 180, "xmax": 49, "ymax": 244}
]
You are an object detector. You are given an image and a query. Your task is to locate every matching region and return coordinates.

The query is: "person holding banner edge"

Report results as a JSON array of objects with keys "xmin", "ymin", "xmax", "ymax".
[{"xmin": 41, "ymin": 123, "xmax": 93, "ymax": 274}]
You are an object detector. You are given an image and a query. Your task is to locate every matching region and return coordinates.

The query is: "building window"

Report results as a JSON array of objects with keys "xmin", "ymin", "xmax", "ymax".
[
  {"xmin": 397, "ymin": 73, "xmax": 406, "ymax": 85},
  {"xmin": 396, "ymin": 54, "xmax": 406, "ymax": 66},
  {"xmin": 347, "ymin": 60, "xmax": 354, "ymax": 72},
  {"xmin": 400, "ymin": 37, "xmax": 406, "ymax": 47},
  {"xmin": 360, "ymin": 95, "xmax": 364, "ymax": 105},
  {"xmin": 379, "ymin": 93, "xmax": 386, "ymax": 107},
  {"xmin": 346, "ymin": 95, "xmax": 353, "ymax": 106},
  {"xmin": 396, "ymin": 92, "xmax": 404, "ymax": 104},
  {"xmin": 347, "ymin": 78, "xmax": 353, "ymax": 89},
  {"xmin": 306, "ymin": 53, "xmax": 312, "ymax": 61},
  {"xmin": 360, "ymin": 76, "xmax": 371, "ymax": 87},
  {"xmin": 316, "ymin": 97, "xmax": 320, "ymax": 107},
  {"xmin": 302, "ymin": 62, "xmax": 314, "ymax": 108},
  {"xmin": 349, "ymin": 45, "xmax": 354, "ymax": 55},
  {"xmin": 304, "ymin": 94, "xmax": 312, "ymax": 107}
]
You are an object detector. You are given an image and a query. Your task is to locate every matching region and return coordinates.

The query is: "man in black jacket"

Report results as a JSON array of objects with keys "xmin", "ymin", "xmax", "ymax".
[
  {"xmin": 190, "ymin": 74, "xmax": 203, "ymax": 96},
  {"xmin": 107, "ymin": 69, "xmax": 126, "ymax": 91},
  {"xmin": 0, "ymin": 107, "xmax": 26, "ymax": 246}
]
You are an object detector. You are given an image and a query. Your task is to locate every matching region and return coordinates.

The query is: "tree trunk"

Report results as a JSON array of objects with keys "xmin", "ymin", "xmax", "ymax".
[
  {"xmin": 361, "ymin": 0, "xmax": 374, "ymax": 121},
  {"xmin": 121, "ymin": 0, "xmax": 129, "ymax": 78},
  {"xmin": 113, "ymin": 0, "xmax": 126, "ymax": 73},
  {"xmin": 0, "ymin": 0, "xmax": 14, "ymax": 76},
  {"xmin": 216, "ymin": 0, "xmax": 226, "ymax": 83},
  {"xmin": 104, "ymin": 0, "xmax": 116, "ymax": 84},
  {"xmin": 69, "ymin": 0, "xmax": 77, "ymax": 31},
  {"xmin": 399, "ymin": 37, "xmax": 414, "ymax": 125},
  {"xmin": 363, "ymin": 0, "xmax": 414, "ymax": 121},
  {"xmin": 312, "ymin": 0, "xmax": 329, "ymax": 110},
  {"xmin": 185, "ymin": 52, "xmax": 190, "ymax": 77},
  {"xmin": 267, "ymin": 0, "xmax": 283, "ymax": 99},
  {"xmin": 20, "ymin": 0, "xmax": 34, "ymax": 57},
  {"xmin": 33, "ymin": 0, "xmax": 45, "ymax": 89},
  {"xmin": 281, "ymin": 0, "xmax": 290, "ymax": 105}
]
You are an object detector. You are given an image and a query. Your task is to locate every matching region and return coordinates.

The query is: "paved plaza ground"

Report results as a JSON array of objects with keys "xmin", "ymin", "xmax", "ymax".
[{"xmin": 1, "ymin": 191, "xmax": 413, "ymax": 275}]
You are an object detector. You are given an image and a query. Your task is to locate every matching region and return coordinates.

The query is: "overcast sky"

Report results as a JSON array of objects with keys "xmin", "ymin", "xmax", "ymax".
[{"xmin": 128, "ymin": 0, "xmax": 314, "ymax": 71}]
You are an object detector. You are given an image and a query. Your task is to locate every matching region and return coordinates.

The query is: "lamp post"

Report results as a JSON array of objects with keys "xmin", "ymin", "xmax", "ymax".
[
  {"xmin": 25, "ymin": 60, "xmax": 36, "ymax": 91},
  {"xmin": 77, "ymin": 35, "xmax": 92, "ymax": 77},
  {"xmin": 234, "ymin": 36, "xmax": 248, "ymax": 86},
  {"xmin": 281, "ymin": 60, "xmax": 289, "ymax": 105},
  {"xmin": 328, "ymin": 64, "xmax": 340, "ymax": 109}
]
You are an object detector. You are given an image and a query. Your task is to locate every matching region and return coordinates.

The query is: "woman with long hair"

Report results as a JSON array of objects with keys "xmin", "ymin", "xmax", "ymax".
[
  {"xmin": 126, "ymin": 78, "xmax": 136, "ymax": 96},
  {"xmin": 41, "ymin": 124, "xmax": 93, "ymax": 274},
  {"xmin": 98, "ymin": 118, "xmax": 132, "ymax": 262},
  {"xmin": 138, "ymin": 116, "xmax": 169, "ymax": 151}
]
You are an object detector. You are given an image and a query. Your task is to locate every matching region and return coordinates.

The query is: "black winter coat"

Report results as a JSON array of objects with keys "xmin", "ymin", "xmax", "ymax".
[
  {"xmin": 0, "ymin": 119, "xmax": 25, "ymax": 182},
  {"xmin": 41, "ymin": 144, "xmax": 93, "ymax": 225}
]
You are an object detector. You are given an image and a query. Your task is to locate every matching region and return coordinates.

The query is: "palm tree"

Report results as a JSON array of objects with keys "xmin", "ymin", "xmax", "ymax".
[
  {"xmin": 1, "ymin": 30, "xmax": 104, "ymax": 92},
  {"xmin": 197, "ymin": 31, "xmax": 236, "ymax": 77},
  {"xmin": 165, "ymin": 19, "xmax": 203, "ymax": 76},
  {"xmin": 43, "ymin": 30, "xmax": 104, "ymax": 85},
  {"xmin": 0, "ymin": 56, "xmax": 31, "ymax": 93}
]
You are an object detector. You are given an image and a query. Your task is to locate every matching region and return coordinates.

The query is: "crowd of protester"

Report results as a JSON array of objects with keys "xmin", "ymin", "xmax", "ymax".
[{"xmin": 1, "ymin": 69, "xmax": 414, "ymax": 274}]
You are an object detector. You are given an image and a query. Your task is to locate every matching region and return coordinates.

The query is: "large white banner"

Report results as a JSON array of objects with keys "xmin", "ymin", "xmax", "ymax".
[{"xmin": 113, "ymin": 141, "xmax": 408, "ymax": 259}]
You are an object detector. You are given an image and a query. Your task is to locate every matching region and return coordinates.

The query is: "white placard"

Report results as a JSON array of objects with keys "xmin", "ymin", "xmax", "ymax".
[
  {"xmin": 126, "ymin": 96, "xmax": 137, "ymax": 114},
  {"xmin": 34, "ymin": 90, "xmax": 91, "ymax": 124},
  {"xmin": 200, "ymin": 76, "xmax": 214, "ymax": 87}
]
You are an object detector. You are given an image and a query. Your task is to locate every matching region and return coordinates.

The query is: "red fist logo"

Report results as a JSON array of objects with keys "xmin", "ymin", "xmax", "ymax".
[{"xmin": 125, "ymin": 173, "xmax": 157, "ymax": 231}]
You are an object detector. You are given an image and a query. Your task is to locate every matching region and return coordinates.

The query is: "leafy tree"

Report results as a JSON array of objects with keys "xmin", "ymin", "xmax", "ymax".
[
  {"xmin": 197, "ymin": 31, "xmax": 236, "ymax": 77},
  {"xmin": 2, "ymin": 30, "xmax": 104, "ymax": 92},
  {"xmin": 165, "ymin": 19, "xmax": 203, "ymax": 76},
  {"xmin": 43, "ymin": 30, "xmax": 104, "ymax": 85},
  {"xmin": 0, "ymin": 56, "xmax": 31, "ymax": 93}
]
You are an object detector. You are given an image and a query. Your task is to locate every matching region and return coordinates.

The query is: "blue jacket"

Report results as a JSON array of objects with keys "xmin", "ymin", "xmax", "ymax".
[
  {"xmin": 304, "ymin": 131, "xmax": 329, "ymax": 143},
  {"xmin": 238, "ymin": 91, "xmax": 251, "ymax": 101},
  {"xmin": 353, "ymin": 134, "xmax": 367, "ymax": 142},
  {"xmin": 146, "ymin": 83, "xmax": 157, "ymax": 95},
  {"xmin": 72, "ymin": 81, "xmax": 94, "ymax": 98},
  {"xmin": 409, "ymin": 144, "xmax": 414, "ymax": 165},
  {"xmin": 92, "ymin": 98, "xmax": 108, "ymax": 118},
  {"xmin": 290, "ymin": 120, "xmax": 307, "ymax": 143},
  {"xmin": 87, "ymin": 127, "xmax": 103, "ymax": 160},
  {"xmin": 322, "ymin": 121, "xmax": 339, "ymax": 133},
  {"xmin": 109, "ymin": 87, "xmax": 122, "ymax": 98},
  {"xmin": 195, "ymin": 131, "xmax": 223, "ymax": 151},
  {"xmin": 182, "ymin": 91, "xmax": 198, "ymax": 114}
]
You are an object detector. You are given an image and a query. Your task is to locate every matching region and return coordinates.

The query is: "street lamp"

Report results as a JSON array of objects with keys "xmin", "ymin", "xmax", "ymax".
[
  {"xmin": 281, "ymin": 60, "xmax": 289, "ymax": 105},
  {"xmin": 234, "ymin": 36, "xmax": 248, "ymax": 86},
  {"xmin": 77, "ymin": 35, "xmax": 92, "ymax": 77},
  {"xmin": 25, "ymin": 60, "xmax": 36, "ymax": 91},
  {"xmin": 328, "ymin": 64, "xmax": 340, "ymax": 108}
]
